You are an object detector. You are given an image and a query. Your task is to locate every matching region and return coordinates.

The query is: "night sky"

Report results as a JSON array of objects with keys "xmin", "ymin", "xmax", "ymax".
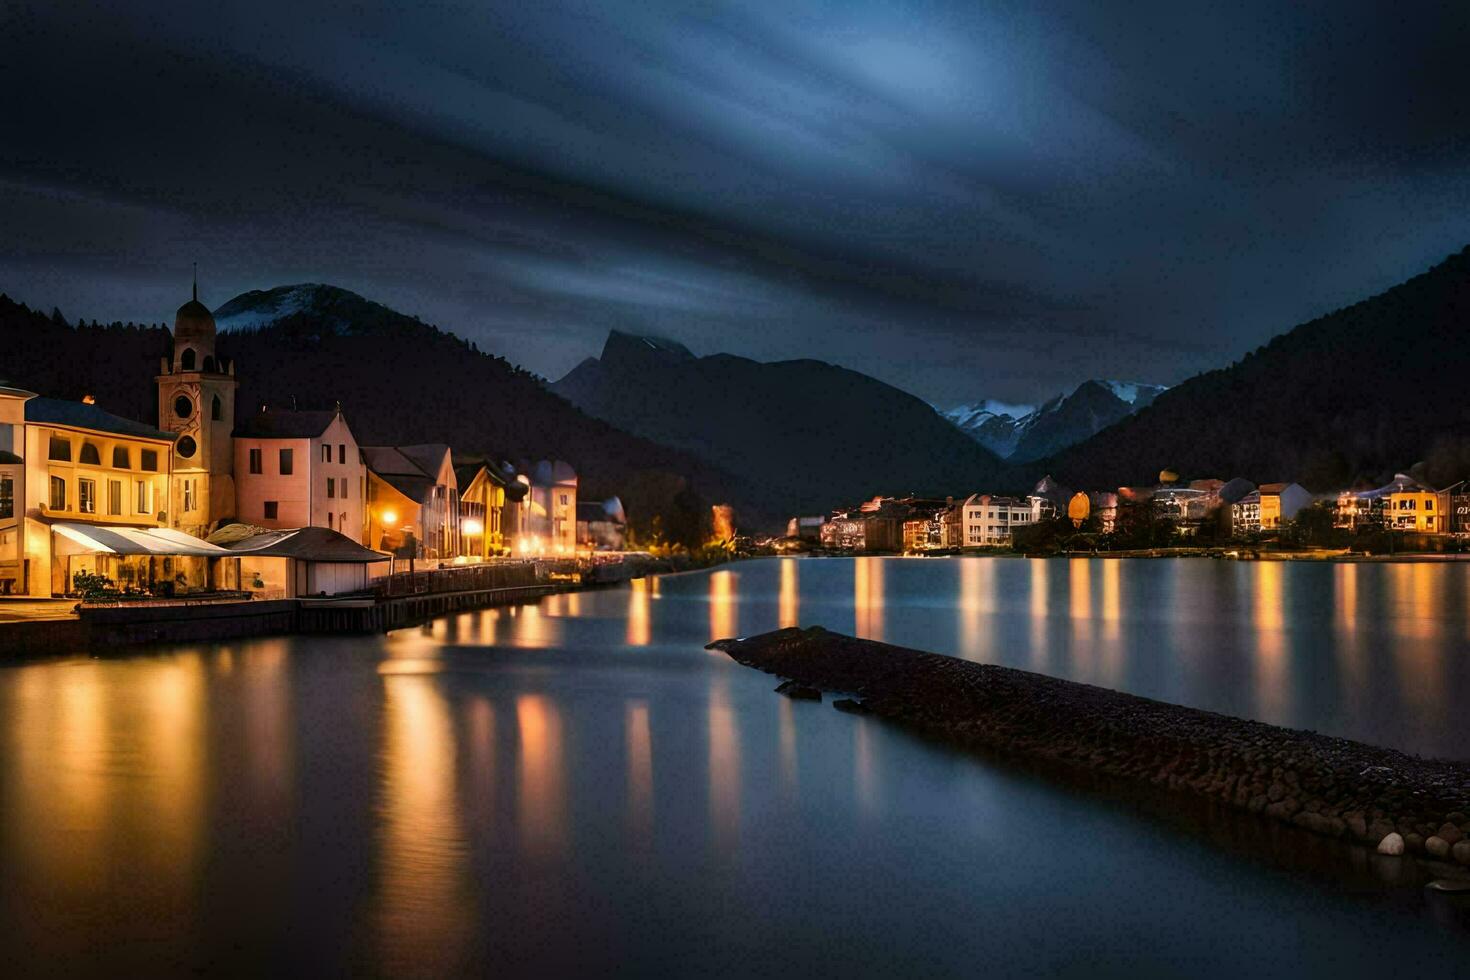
[{"xmin": 3, "ymin": 2, "xmax": 1468, "ymax": 407}]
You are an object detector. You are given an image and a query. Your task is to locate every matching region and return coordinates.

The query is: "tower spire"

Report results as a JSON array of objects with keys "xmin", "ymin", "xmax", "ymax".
[{"xmin": 192, "ymin": 262, "xmax": 198, "ymax": 302}]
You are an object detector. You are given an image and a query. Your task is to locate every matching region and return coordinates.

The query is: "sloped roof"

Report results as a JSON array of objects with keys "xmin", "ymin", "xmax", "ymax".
[
  {"xmin": 225, "ymin": 525, "xmax": 388, "ymax": 563},
  {"xmin": 233, "ymin": 409, "xmax": 340, "ymax": 439},
  {"xmin": 25, "ymin": 397, "xmax": 174, "ymax": 441}
]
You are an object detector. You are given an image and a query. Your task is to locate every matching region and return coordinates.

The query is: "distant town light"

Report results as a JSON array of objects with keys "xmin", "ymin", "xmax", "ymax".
[{"xmin": 462, "ymin": 518, "xmax": 483, "ymax": 536}]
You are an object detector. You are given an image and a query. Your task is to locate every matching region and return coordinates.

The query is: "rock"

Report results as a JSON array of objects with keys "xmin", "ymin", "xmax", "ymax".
[
  {"xmin": 1267, "ymin": 782, "xmax": 1287, "ymax": 802},
  {"xmin": 1453, "ymin": 841, "xmax": 1470, "ymax": 866},
  {"xmin": 1346, "ymin": 814, "xmax": 1368, "ymax": 839},
  {"xmin": 778, "ymin": 683, "xmax": 821, "ymax": 701},
  {"xmin": 1426, "ymin": 836, "xmax": 1451, "ymax": 859},
  {"xmin": 833, "ymin": 698, "xmax": 869, "ymax": 715},
  {"xmin": 1405, "ymin": 833, "xmax": 1425, "ymax": 853},
  {"xmin": 1437, "ymin": 823, "xmax": 1463, "ymax": 845},
  {"xmin": 1377, "ymin": 832, "xmax": 1405, "ymax": 856},
  {"xmin": 1447, "ymin": 811, "xmax": 1468, "ymax": 824}
]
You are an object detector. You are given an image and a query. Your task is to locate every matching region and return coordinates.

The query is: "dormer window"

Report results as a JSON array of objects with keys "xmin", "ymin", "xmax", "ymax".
[
  {"xmin": 79, "ymin": 443, "xmax": 101, "ymax": 466},
  {"xmin": 112, "ymin": 446, "xmax": 130, "ymax": 469},
  {"xmin": 48, "ymin": 436, "xmax": 71, "ymax": 462}
]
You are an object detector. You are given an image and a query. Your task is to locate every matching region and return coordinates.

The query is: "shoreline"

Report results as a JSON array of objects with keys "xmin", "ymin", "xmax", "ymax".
[{"xmin": 710, "ymin": 626, "xmax": 1470, "ymax": 876}]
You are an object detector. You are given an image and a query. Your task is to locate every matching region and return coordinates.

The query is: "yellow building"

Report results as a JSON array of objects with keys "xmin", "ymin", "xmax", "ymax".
[
  {"xmin": 20, "ymin": 394, "xmax": 178, "ymax": 595},
  {"xmin": 0, "ymin": 387, "xmax": 33, "ymax": 593},
  {"xmin": 1386, "ymin": 486, "xmax": 1445, "ymax": 533},
  {"xmin": 454, "ymin": 461, "xmax": 508, "ymax": 559}
]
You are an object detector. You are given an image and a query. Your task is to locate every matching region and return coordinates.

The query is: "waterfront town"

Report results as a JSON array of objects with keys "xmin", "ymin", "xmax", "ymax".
[
  {"xmin": 0, "ymin": 286, "xmax": 633, "ymax": 605},
  {"xmin": 792, "ymin": 469, "xmax": 1465, "ymax": 556}
]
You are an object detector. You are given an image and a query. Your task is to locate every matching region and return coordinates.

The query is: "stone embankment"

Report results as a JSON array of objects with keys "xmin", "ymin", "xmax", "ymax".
[{"xmin": 709, "ymin": 627, "xmax": 1470, "ymax": 872}]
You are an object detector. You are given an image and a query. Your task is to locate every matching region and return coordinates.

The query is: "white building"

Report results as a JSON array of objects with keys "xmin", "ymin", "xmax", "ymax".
[{"xmin": 962, "ymin": 493, "xmax": 1034, "ymax": 547}]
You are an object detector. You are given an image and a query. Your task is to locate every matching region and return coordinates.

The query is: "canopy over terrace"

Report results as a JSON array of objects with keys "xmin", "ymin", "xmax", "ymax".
[{"xmin": 49, "ymin": 523, "xmax": 236, "ymax": 595}]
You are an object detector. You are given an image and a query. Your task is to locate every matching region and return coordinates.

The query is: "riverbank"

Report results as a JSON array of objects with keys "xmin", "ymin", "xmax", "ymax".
[{"xmin": 710, "ymin": 626, "xmax": 1470, "ymax": 875}]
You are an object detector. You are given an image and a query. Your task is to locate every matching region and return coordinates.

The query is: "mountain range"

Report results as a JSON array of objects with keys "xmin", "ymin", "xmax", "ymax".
[
  {"xmin": 0, "ymin": 285, "xmax": 757, "ymax": 541},
  {"xmin": 551, "ymin": 330, "xmax": 1003, "ymax": 515},
  {"xmin": 1039, "ymin": 244, "xmax": 1470, "ymax": 491},
  {"xmin": 944, "ymin": 380, "xmax": 1166, "ymax": 461},
  {"xmin": 6, "ymin": 242, "xmax": 1470, "ymax": 533}
]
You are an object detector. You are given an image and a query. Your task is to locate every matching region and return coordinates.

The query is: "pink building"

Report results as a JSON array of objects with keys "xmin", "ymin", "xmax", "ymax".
[{"xmin": 232, "ymin": 408, "xmax": 366, "ymax": 543}]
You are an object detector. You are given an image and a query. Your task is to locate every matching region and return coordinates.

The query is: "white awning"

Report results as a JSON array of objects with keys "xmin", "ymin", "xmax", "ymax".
[{"xmin": 51, "ymin": 523, "xmax": 232, "ymax": 558}]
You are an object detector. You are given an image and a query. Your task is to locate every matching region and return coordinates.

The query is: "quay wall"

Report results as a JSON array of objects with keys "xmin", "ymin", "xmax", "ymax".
[{"xmin": 711, "ymin": 627, "xmax": 1470, "ymax": 873}]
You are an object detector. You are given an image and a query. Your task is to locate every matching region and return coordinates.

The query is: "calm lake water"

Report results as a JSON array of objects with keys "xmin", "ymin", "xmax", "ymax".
[{"xmin": 2, "ymin": 556, "xmax": 1469, "ymax": 977}]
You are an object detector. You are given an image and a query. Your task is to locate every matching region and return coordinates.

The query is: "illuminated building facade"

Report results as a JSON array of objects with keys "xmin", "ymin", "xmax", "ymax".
[
  {"xmin": 155, "ymin": 284, "xmax": 236, "ymax": 537},
  {"xmin": 233, "ymin": 408, "xmax": 366, "ymax": 543}
]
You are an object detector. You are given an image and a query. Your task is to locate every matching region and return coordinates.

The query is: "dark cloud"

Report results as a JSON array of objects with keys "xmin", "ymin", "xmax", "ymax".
[{"xmin": 2, "ymin": 1, "xmax": 1468, "ymax": 406}]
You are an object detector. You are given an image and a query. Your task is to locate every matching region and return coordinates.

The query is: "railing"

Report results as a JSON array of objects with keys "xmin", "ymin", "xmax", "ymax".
[{"xmin": 373, "ymin": 560, "xmax": 543, "ymax": 598}]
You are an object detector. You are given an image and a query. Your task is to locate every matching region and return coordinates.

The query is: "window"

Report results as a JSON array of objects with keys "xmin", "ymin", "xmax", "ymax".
[
  {"xmin": 248, "ymin": 448, "xmax": 262, "ymax": 474},
  {"xmin": 107, "ymin": 480, "xmax": 123, "ymax": 515},
  {"xmin": 48, "ymin": 436, "xmax": 71, "ymax": 462},
  {"xmin": 338, "ymin": 444, "xmax": 346, "ymax": 463},
  {"xmin": 136, "ymin": 480, "xmax": 152, "ymax": 514},
  {"xmin": 1427, "ymin": 499, "xmax": 1435, "ymax": 511},
  {"xmin": 322, "ymin": 444, "xmax": 331, "ymax": 463},
  {"xmin": 49, "ymin": 476, "xmax": 66, "ymax": 510},
  {"xmin": 264, "ymin": 501, "xmax": 279, "ymax": 520},
  {"xmin": 183, "ymin": 479, "xmax": 197, "ymax": 512},
  {"xmin": 79, "ymin": 442, "xmax": 101, "ymax": 465},
  {"xmin": 327, "ymin": 478, "xmax": 336, "ymax": 499},
  {"xmin": 279, "ymin": 448, "xmax": 293, "ymax": 475},
  {"xmin": 560, "ymin": 494, "xmax": 569, "ymax": 506},
  {"xmin": 180, "ymin": 348, "xmax": 195, "ymax": 370},
  {"xmin": 211, "ymin": 395, "xmax": 222, "ymax": 421},
  {"xmin": 0, "ymin": 477, "xmax": 11, "ymax": 519},
  {"xmin": 111, "ymin": 446, "xmax": 130, "ymax": 469},
  {"xmin": 176, "ymin": 435, "xmax": 197, "ymax": 459},
  {"xmin": 78, "ymin": 478, "xmax": 96, "ymax": 514},
  {"xmin": 141, "ymin": 449, "xmax": 159, "ymax": 472},
  {"xmin": 174, "ymin": 395, "xmax": 193, "ymax": 419},
  {"xmin": 327, "ymin": 512, "xmax": 334, "ymax": 530},
  {"xmin": 339, "ymin": 477, "xmax": 348, "ymax": 499}
]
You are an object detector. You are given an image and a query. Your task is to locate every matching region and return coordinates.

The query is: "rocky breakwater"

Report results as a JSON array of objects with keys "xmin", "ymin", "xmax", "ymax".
[{"xmin": 709, "ymin": 627, "xmax": 1470, "ymax": 873}]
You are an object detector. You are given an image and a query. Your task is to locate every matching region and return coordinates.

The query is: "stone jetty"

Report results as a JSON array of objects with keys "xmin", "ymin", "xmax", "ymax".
[{"xmin": 709, "ymin": 626, "xmax": 1470, "ymax": 872}]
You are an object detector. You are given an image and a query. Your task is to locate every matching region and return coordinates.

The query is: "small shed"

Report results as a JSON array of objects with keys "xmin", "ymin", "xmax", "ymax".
[{"xmin": 224, "ymin": 526, "xmax": 389, "ymax": 598}]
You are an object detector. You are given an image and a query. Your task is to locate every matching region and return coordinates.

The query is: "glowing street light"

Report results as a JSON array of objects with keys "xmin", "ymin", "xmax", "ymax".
[
  {"xmin": 462, "ymin": 518, "xmax": 484, "ymax": 536},
  {"xmin": 381, "ymin": 509, "xmax": 398, "ymax": 527}
]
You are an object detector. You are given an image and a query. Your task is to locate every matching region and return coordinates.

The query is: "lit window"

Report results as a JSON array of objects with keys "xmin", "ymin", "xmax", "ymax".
[
  {"xmin": 107, "ymin": 480, "xmax": 122, "ymax": 515},
  {"xmin": 0, "ymin": 477, "xmax": 11, "ymax": 519},
  {"xmin": 49, "ymin": 476, "xmax": 66, "ymax": 510},
  {"xmin": 183, "ymin": 479, "xmax": 197, "ymax": 512},
  {"xmin": 78, "ymin": 478, "xmax": 96, "ymax": 514},
  {"xmin": 136, "ymin": 480, "xmax": 151, "ymax": 514}
]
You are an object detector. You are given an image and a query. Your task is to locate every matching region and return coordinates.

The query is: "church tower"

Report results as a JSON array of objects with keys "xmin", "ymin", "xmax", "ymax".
[{"xmin": 156, "ymin": 274, "xmax": 237, "ymax": 536}]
